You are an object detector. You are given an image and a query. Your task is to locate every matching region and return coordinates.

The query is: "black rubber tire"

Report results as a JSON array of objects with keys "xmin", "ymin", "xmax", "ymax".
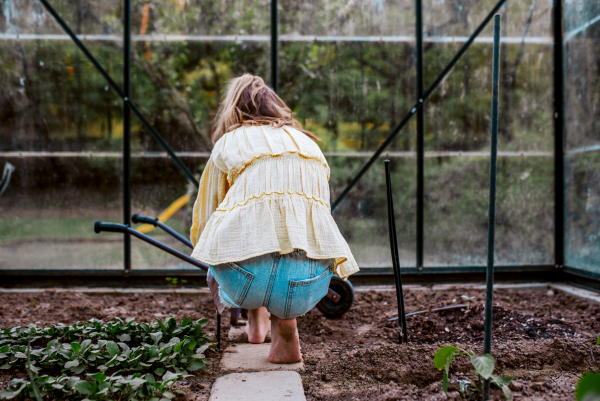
[{"xmin": 316, "ymin": 276, "xmax": 354, "ymax": 318}]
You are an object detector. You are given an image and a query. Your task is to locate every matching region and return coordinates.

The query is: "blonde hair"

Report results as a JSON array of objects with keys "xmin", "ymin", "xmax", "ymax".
[{"xmin": 212, "ymin": 74, "xmax": 319, "ymax": 143}]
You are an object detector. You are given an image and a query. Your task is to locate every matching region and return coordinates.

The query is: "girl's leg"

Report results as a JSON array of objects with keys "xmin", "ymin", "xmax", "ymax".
[
  {"xmin": 244, "ymin": 307, "xmax": 270, "ymax": 343},
  {"xmin": 268, "ymin": 315, "xmax": 302, "ymax": 363}
]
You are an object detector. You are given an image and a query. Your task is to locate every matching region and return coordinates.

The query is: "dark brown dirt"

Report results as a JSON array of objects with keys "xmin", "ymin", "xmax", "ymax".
[{"xmin": 1, "ymin": 285, "xmax": 599, "ymax": 400}]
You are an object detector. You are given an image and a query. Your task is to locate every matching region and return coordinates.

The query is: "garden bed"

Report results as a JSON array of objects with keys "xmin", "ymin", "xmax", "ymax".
[{"xmin": 1, "ymin": 285, "xmax": 599, "ymax": 400}]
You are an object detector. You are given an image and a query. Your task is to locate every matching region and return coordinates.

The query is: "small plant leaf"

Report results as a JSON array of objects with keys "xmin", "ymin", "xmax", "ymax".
[
  {"xmin": 434, "ymin": 346, "xmax": 459, "ymax": 370},
  {"xmin": 187, "ymin": 360, "xmax": 206, "ymax": 371},
  {"xmin": 106, "ymin": 341, "xmax": 120, "ymax": 357},
  {"xmin": 64, "ymin": 360, "xmax": 79, "ymax": 369},
  {"xmin": 576, "ymin": 372, "xmax": 600, "ymax": 401},
  {"xmin": 90, "ymin": 372, "xmax": 106, "ymax": 384},
  {"xmin": 596, "ymin": 335, "xmax": 599, "ymax": 346},
  {"xmin": 471, "ymin": 354, "xmax": 494, "ymax": 379},
  {"xmin": 155, "ymin": 367, "xmax": 165, "ymax": 376},
  {"xmin": 492, "ymin": 376, "xmax": 514, "ymax": 401},
  {"xmin": 119, "ymin": 334, "xmax": 131, "ymax": 342},
  {"xmin": 70, "ymin": 342, "xmax": 81, "ymax": 355},
  {"xmin": 74, "ymin": 380, "xmax": 97, "ymax": 395}
]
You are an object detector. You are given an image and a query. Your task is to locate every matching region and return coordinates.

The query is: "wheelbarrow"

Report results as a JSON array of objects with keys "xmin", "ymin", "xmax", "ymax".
[{"xmin": 94, "ymin": 215, "xmax": 354, "ymax": 347}]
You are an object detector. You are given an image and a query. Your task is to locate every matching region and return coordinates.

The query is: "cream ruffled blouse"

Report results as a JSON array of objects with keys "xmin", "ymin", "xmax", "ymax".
[{"xmin": 190, "ymin": 124, "xmax": 360, "ymax": 280}]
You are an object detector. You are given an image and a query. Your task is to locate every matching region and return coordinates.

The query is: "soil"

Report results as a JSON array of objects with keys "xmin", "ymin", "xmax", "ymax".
[{"xmin": 1, "ymin": 286, "xmax": 599, "ymax": 400}]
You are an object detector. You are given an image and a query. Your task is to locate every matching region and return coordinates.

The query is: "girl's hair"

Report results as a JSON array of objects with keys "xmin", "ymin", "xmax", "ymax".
[{"xmin": 212, "ymin": 74, "xmax": 319, "ymax": 143}]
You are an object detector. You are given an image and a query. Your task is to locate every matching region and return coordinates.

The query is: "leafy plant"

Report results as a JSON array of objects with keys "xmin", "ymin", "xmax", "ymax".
[
  {"xmin": 461, "ymin": 295, "xmax": 476, "ymax": 310},
  {"xmin": 165, "ymin": 277, "xmax": 188, "ymax": 290},
  {"xmin": 434, "ymin": 345, "xmax": 514, "ymax": 400},
  {"xmin": 0, "ymin": 317, "xmax": 214, "ymax": 400},
  {"xmin": 596, "ymin": 334, "xmax": 599, "ymax": 346},
  {"xmin": 576, "ymin": 372, "xmax": 600, "ymax": 401}
]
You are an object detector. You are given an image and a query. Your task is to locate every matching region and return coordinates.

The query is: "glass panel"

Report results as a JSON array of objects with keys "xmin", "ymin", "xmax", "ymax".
[
  {"xmin": 130, "ymin": 156, "xmax": 206, "ymax": 271},
  {"xmin": 279, "ymin": 0, "xmax": 415, "ymax": 36},
  {"xmin": 1, "ymin": 4, "xmax": 124, "ymax": 271},
  {"xmin": 330, "ymin": 155, "xmax": 416, "ymax": 268},
  {"xmin": 564, "ymin": 0, "xmax": 600, "ymax": 274},
  {"xmin": 422, "ymin": 0, "xmax": 554, "ymax": 266}
]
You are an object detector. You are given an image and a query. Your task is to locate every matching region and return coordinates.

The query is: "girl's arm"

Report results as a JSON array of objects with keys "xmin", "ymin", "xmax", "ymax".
[{"xmin": 190, "ymin": 158, "xmax": 229, "ymax": 247}]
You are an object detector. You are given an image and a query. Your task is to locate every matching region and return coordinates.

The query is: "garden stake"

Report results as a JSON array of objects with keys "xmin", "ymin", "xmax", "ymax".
[
  {"xmin": 217, "ymin": 313, "xmax": 221, "ymax": 351},
  {"xmin": 482, "ymin": 14, "xmax": 501, "ymax": 401},
  {"xmin": 384, "ymin": 160, "xmax": 408, "ymax": 344}
]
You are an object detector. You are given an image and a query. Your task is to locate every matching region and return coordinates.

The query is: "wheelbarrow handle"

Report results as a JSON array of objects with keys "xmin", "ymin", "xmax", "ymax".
[
  {"xmin": 132, "ymin": 214, "xmax": 193, "ymax": 249},
  {"xmin": 94, "ymin": 221, "xmax": 207, "ymax": 271}
]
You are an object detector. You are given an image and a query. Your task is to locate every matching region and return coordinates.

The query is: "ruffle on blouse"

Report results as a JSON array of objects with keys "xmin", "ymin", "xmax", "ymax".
[
  {"xmin": 191, "ymin": 192, "xmax": 360, "ymax": 280},
  {"xmin": 212, "ymin": 125, "xmax": 330, "ymax": 185},
  {"xmin": 217, "ymin": 153, "xmax": 330, "ymax": 211}
]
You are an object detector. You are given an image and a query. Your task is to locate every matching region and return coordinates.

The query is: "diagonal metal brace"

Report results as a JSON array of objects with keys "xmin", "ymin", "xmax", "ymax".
[
  {"xmin": 331, "ymin": 0, "xmax": 507, "ymax": 211},
  {"xmin": 37, "ymin": 0, "xmax": 200, "ymax": 188}
]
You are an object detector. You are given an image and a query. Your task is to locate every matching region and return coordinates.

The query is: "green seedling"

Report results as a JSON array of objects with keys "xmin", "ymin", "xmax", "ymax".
[
  {"xmin": 0, "ymin": 317, "xmax": 214, "ymax": 400},
  {"xmin": 461, "ymin": 295, "xmax": 475, "ymax": 310},
  {"xmin": 434, "ymin": 345, "xmax": 514, "ymax": 400},
  {"xmin": 576, "ymin": 372, "xmax": 600, "ymax": 401},
  {"xmin": 165, "ymin": 277, "xmax": 188, "ymax": 290},
  {"xmin": 596, "ymin": 334, "xmax": 599, "ymax": 346}
]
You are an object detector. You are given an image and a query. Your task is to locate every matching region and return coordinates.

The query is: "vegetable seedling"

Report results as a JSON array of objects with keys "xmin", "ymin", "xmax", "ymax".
[
  {"xmin": 461, "ymin": 295, "xmax": 475, "ymax": 310},
  {"xmin": 575, "ymin": 371, "xmax": 600, "ymax": 401},
  {"xmin": 434, "ymin": 345, "xmax": 514, "ymax": 400}
]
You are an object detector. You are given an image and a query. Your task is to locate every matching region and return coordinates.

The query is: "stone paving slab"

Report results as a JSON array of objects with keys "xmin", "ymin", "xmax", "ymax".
[
  {"xmin": 209, "ymin": 371, "xmax": 305, "ymax": 401},
  {"xmin": 220, "ymin": 343, "xmax": 304, "ymax": 372},
  {"xmin": 227, "ymin": 326, "xmax": 271, "ymax": 343}
]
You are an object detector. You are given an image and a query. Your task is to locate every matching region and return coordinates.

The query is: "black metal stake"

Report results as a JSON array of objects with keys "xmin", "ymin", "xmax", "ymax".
[
  {"xmin": 271, "ymin": 0, "xmax": 278, "ymax": 93},
  {"xmin": 123, "ymin": 0, "xmax": 131, "ymax": 274},
  {"xmin": 552, "ymin": 0, "xmax": 565, "ymax": 270},
  {"xmin": 482, "ymin": 14, "xmax": 501, "ymax": 401},
  {"xmin": 415, "ymin": 0, "xmax": 425, "ymax": 272},
  {"xmin": 331, "ymin": 0, "xmax": 507, "ymax": 212},
  {"xmin": 384, "ymin": 160, "xmax": 408, "ymax": 344}
]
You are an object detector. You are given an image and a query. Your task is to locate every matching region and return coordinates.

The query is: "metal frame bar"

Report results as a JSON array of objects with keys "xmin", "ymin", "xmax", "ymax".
[
  {"xmin": 415, "ymin": 0, "xmax": 425, "ymax": 271},
  {"xmin": 482, "ymin": 15, "xmax": 501, "ymax": 400},
  {"xmin": 553, "ymin": 0, "xmax": 565, "ymax": 270},
  {"xmin": 330, "ymin": 0, "xmax": 507, "ymax": 211},
  {"xmin": 123, "ymin": 0, "xmax": 132, "ymax": 273},
  {"xmin": 271, "ymin": 0, "xmax": 278, "ymax": 93}
]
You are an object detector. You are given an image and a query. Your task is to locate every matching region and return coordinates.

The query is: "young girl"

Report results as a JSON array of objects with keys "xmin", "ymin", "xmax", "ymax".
[{"xmin": 190, "ymin": 74, "xmax": 359, "ymax": 363}]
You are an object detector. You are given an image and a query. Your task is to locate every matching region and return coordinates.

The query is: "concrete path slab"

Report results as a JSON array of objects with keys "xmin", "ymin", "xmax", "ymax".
[
  {"xmin": 227, "ymin": 326, "xmax": 271, "ymax": 343},
  {"xmin": 220, "ymin": 343, "xmax": 304, "ymax": 372},
  {"xmin": 209, "ymin": 371, "xmax": 305, "ymax": 401}
]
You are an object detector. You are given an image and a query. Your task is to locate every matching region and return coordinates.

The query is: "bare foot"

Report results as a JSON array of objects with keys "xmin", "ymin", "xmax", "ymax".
[
  {"xmin": 243, "ymin": 307, "xmax": 270, "ymax": 344},
  {"xmin": 268, "ymin": 315, "xmax": 302, "ymax": 363}
]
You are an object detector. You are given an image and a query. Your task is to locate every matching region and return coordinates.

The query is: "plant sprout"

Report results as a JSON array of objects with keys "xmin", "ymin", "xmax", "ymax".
[
  {"xmin": 575, "ymin": 372, "xmax": 600, "ymax": 401},
  {"xmin": 461, "ymin": 295, "xmax": 475, "ymax": 310},
  {"xmin": 434, "ymin": 345, "xmax": 514, "ymax": 400}
]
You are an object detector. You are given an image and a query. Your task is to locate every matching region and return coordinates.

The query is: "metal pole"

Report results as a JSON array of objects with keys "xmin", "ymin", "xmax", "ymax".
[
  {"xmin": 271, "ymin": 0, "xmax": 278, "ymax": 93},
  {"xmin": 482, "ymin": 14, "xmax": 501, "ymax": 401},
  {"xmin": 415, "ymin": 0, "xmax": 425, "ymax": 271},
  {"xmin": 123, "ymin": 0, "xmax": 131, "ymax": 274},
  {"xmin": 36, "ymin": 0, "xmax": 199, "ymax": 189},
  {"xmin": 385, "ymin": 160, "xmax": 408, "ymax": 344},
  {"xmin": 331, "ymin": 0, "xmax": 507, "ymax": 211},
  {"xmin": 552, "ymin": 0, "xmax": 564, "ymax": 270}
]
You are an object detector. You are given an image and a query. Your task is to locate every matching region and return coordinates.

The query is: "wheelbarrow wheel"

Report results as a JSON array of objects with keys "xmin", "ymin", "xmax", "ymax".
[{"xmin": 317, "ymin": 276, "xmax": 354, "ymax": 318}]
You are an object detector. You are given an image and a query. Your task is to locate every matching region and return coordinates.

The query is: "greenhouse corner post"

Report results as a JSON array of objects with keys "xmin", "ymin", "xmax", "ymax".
[
  {"xmin": 123, "ymin": 0, "xmax": 132, "ymax": 274},
  {"xmin": 415, "ymin": 0, "xmax": 425, "ymax": 271},
  {"xmin": 482, "ymin": 15, "xmax": 501, "ymax": 401},
  {"xmin": 552, "ymin": 0, "xmax": 565, "ymax": 270},
  {"xmin": 271, "ymin": 0, "xmax": 278, "ymax": 93}
]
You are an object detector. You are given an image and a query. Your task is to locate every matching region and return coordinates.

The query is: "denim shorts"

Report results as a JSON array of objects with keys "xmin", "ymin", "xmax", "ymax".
[{"xmin": 210, "ymin": 250, "xmax": 334, "ymax": 319}]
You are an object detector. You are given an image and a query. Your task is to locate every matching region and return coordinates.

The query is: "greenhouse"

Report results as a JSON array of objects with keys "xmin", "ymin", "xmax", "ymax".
[{"xmin": 0, "ymin": 0, "xmax": 599, "ymax": 399}]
